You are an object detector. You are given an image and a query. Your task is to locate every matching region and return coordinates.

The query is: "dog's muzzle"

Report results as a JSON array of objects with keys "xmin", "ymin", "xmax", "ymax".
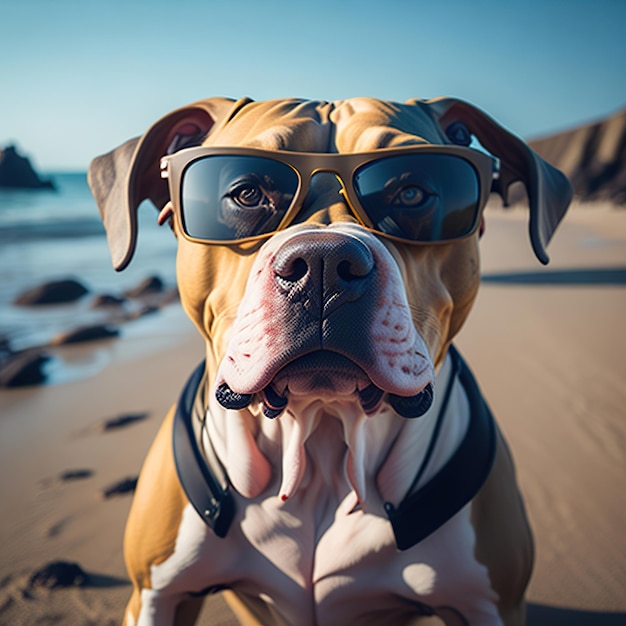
[{"xmin": 215, "ymin": 225, "xmax": 435, "ymax": 419}]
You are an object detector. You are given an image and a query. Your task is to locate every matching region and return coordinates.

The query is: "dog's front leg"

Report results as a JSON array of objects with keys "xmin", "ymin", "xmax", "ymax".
[
  {"xmin": 122, "ymin": 407, "xmax": 210, "ymax": 626},
  {"xmin": 124, "ymin": 588, "xmax": 205, "ymax": 626}
]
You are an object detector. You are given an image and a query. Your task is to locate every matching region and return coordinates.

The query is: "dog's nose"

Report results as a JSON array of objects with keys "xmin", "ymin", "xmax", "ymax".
[{"xmin": 273, "ymin": 231, "xmax": 374, "ymax": 317}]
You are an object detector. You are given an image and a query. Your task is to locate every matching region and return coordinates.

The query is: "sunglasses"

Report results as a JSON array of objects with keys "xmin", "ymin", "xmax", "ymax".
[{"xmin": 160, "ymin": 145, "xmax": 498, "ymax": 245}]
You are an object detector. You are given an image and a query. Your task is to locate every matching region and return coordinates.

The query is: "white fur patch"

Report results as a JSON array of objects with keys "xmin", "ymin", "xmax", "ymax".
[{"xmin": 149, "ymin": 505, "xmax": 215, "ymax": 593}]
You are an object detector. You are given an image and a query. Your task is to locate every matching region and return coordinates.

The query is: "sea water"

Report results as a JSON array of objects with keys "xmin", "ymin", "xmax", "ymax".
[{"xmin": 0, "ymin": 172, "xmax": 179, "ymax": 351}]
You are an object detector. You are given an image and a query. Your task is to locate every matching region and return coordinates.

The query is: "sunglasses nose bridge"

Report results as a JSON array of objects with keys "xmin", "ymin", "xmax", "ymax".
[
  {"xmin": 333, "ymin": 174, "xmax": 363, "ymax": 223},
  {"xmin": 291, "ymin": 170, "xmax": 360, "ymax": 227},
  {"xmin": 304, "ymin": 166, "xmax": 363, "ymax": 219}
]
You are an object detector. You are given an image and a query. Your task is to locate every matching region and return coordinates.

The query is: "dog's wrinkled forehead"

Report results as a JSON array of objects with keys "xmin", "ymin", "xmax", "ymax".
[
  {"xmin": 203, "ymin": 98, "xmax": 449, "ymax": 153},
  {"xmin": 331, "ymin": 98, "xmax": 450, "ymax": 152}
]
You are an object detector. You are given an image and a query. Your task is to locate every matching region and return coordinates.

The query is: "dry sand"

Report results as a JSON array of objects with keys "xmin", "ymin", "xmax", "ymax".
[{"xmin": 0, "ymin": 203, "xmax": 625, "ymax": 625}]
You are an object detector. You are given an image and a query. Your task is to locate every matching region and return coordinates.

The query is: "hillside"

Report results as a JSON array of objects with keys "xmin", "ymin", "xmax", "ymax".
[{"xmin": 529, "ymin": 107, "xmax": 626, "ymax": 205}]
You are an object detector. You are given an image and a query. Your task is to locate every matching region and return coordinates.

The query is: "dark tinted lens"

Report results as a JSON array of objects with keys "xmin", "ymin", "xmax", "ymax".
[
  {"xmin": 353, "ymin": 154, "xmax": 481, "ymax": 242},
  {"xmin": 181, "ymin": 156, "xmax": 299, "ymax": 240}
]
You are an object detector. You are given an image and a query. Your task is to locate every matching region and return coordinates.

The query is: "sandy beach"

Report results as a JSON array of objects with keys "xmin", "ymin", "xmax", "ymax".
[{"xmin": 0, "ymin": 203, "xmax": 625, "ymax": 625}]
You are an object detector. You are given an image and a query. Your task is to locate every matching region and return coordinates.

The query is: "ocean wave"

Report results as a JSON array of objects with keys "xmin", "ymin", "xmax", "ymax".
[
  {"xmin": 0, "ymin": 217, "xmax": 105, "ymax": 242},
  {"xmin": 0, "ymin": 172, "xmax": 105, "ymax": 241}
]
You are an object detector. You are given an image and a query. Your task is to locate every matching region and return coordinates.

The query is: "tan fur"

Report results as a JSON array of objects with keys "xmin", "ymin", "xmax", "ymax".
[
  {"xmin": 471, "ymin": 431, "xmax": 535, "ymax": 625},
  {"xmin": 123, "ymin": 408, "xmax": 188, "ymax": 623}
]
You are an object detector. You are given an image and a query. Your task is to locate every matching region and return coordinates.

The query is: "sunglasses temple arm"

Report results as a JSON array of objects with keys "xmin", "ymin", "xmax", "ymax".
[{"xmin": 158, "ymin": 203, "xmax": 174, "ymax": 226}]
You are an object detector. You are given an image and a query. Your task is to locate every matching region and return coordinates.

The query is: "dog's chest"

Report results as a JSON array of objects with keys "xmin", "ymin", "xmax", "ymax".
[
  {"xmin": 238, "ymin": 496, "xmax": 499, "ymax": 621},
  {"xmin": 151, "ymin": 469, "xmax": 500, "ymax": 625}
]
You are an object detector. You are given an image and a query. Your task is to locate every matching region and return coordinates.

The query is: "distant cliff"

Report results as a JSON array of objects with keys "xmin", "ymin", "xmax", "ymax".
[
  {"xmin": 0, "ymin": 145, "xmax": 55, "ymax": 190},
  {"xmin": 529, "ymin": 107, "xmax": 626, "ymax": 205}
]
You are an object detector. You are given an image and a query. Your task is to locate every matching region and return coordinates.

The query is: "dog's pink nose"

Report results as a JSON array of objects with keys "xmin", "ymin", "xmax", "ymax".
[{"xmin": 272, "ymin": 231, "xmax": 375, "ymax": 317}]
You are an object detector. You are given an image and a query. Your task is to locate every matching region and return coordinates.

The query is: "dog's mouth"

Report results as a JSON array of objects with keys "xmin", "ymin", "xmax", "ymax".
[{"xmin": 215, "ymin": 350, "xmax": 434, "ymax": 419}]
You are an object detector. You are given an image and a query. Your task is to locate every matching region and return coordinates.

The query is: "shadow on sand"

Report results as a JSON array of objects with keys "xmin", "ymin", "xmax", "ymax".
[
  {"xmin": 481, "ymin": 266, "xmax": 626, "ymax": 286},
  {"xmin": 527, "ymin": 603, "xmax": 626, "ymax": 625}
]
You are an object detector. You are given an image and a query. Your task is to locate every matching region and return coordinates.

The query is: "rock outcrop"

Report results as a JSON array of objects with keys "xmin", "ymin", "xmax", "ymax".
[{"xmin": 0, "ymin": 144, "xmax": 55, "ymax": 189}]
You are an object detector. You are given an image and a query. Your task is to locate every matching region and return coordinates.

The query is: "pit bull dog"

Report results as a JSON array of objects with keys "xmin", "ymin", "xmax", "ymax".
[{"xmin": 88, "ymin": 96, "xmax": 572, "ymax": 626}]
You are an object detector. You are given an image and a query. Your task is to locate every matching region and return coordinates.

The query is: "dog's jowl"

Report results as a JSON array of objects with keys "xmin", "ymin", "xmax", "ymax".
[{"xmin": 89, "ymin": 96, "xmax": 572, "ymax": 626}]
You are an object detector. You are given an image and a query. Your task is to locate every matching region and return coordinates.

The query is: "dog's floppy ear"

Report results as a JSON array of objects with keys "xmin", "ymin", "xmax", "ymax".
[
  {"xmin": 88, "ymin": 97, "xmax": 248, "ymax": 271},
  {"xmin": 422, "ymin": 97, "xmax": 573, "ymax": 264}
]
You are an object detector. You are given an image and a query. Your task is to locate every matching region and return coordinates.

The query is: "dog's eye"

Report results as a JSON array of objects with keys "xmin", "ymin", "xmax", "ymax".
[
  {"xmin": 394, "ymin": 185, "xmax": 426, "ymax": 207},
  {"xmin": 219, "ymin": 174, "xmax": 288, "ymax": 239},
  {"xmin": 230, "ymin": 182, "xmax": 266, "ymax": 208},
  {"xmin": 389, "ymin": 184, "xmax": 433, "ymax": 209}
]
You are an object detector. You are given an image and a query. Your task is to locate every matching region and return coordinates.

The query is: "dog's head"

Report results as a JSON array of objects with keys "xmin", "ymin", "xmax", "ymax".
[{"xmin": 89, "ymin": 97, "xmax": 571, "ymax": 504}]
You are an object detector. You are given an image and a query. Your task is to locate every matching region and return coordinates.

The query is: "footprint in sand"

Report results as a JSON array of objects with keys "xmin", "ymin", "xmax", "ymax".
[
  {"xmin": 101, "ymin": 477, "xmax": 138, "ymax": 499},
  {"xmin": 100, "ymin": 412, "xmax": 149, "ymax": 432}
]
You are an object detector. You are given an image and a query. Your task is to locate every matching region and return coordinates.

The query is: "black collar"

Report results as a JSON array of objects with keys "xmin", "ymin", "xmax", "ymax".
[
  {"xmin": 172, "ymin": 363, "xmax": 235, "ymax": 538},
  {"xmin": 384, "ymin": 345, "xmax": 496, "ymax": 549},
  {"xmin": 172, "ymin": 345, "xmax": 496, "ymax": 550}
]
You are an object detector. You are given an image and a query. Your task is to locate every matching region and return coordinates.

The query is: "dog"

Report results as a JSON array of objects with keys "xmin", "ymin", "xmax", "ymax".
[{"xmin": 88, "ymin": 96, "xmax": 572, "ymax": 626}]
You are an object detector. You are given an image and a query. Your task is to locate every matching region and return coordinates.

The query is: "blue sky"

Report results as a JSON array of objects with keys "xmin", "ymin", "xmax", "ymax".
[{"xmin": 2, "ymin": 0, "xmax": 625, "ymax": 171}]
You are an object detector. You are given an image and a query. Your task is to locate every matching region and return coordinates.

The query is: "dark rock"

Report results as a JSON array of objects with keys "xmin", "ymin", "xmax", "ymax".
[
  {"xmin": 0, "ymin": 144, "xmax": 55, "ymax": 190},
  {"xmin": 28, "ymin": 561, "xmax": 89, "ymax": 589},
  {"xmin": 124, "ymin": 275, "xmax": 164, "ymax": 298},
  {"xmin": 0, "ymin": 351, "xmax": 50, "ymax": 387},
  {"xmin": 101, "ymin": 413, "xmax": 148, "ymax": 431},
  {"xmin": 101, "ymin": 476, "xmax": 138, "ymax": 498},
  {"xmin": 14, "ymin": 279, "xmax": 89, "ymax": 306},
  {"xmin": 91, "ymin": 293, "xmax": 126, "ymax": 308},
  {"xmin": 51, "ymin": 324, "xmax": 119, "ymax": 345},
  {"xmin": 59, "ymin": 469, "xmax": 94, "ymax": 481}
]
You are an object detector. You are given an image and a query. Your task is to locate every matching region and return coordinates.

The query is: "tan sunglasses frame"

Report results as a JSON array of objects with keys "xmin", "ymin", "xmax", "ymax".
[{"xmin": 160, "ymin": 144, "xmax": 497, "ymax": 245}]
